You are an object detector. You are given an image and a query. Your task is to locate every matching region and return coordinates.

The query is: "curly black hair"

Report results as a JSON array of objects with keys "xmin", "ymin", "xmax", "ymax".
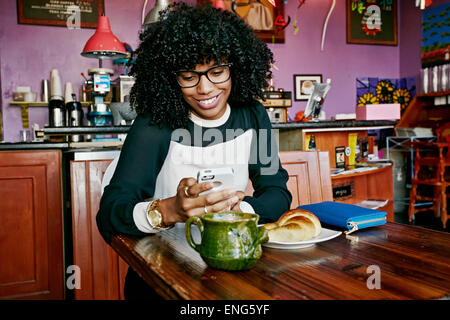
[{"xmin": 129, "ymin": 1, "xmax": 274, "ymax": 129}]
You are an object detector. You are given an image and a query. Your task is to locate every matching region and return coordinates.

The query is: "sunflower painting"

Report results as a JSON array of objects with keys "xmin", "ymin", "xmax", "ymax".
[
  {"xmin": 356, "ymin": 77, "xmax": 416, "ymax": 114},
  {"xmin": 357, "ymin": 93, "xmax": 379, "ymax": 106},
  {"xmin": 375, "ymin": 80, "xmax": 395, "ymax": 103},
  {"xmin": 393, "ymin": 88, "xmax": 412, "ymax": 112}
]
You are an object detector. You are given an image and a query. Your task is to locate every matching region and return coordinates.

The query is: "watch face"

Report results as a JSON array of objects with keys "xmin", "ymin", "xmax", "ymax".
[{"xmin": 149, "ymin": 210, "xmax": 162, "ymax": 227}]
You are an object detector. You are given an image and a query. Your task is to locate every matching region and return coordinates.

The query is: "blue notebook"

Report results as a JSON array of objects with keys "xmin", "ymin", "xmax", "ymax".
[{"xmin": 297, "ymin": 201, "xmax": 387, "ymax": 234}]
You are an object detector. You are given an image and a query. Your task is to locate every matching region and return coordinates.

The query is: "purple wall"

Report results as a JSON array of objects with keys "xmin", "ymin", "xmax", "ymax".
[
  {"xmin": 399, "ymin": 0, "xmax": 447, "ymax": 79},
  {"xmin": 399, "ymin": 0, "xmax": 422, "ymax": 79},
  {"xmin": 0, "ymin": 0, "xmax": 434, "ymax": 142},
  {"xmin": 273, "ymin": 0, "xmax": 401, "ymax": 120}
]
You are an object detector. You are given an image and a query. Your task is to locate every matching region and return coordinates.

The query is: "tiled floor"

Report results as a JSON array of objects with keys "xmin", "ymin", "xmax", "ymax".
[{"xmin": 395, "ymin": 208, "xmax": 449, "ymax": 233}]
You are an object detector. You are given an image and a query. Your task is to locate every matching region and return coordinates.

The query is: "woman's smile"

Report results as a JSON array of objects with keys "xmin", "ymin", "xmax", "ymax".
[{"xmin": 195, "ymin": 93, "xmax": 221, "ymax": 109}]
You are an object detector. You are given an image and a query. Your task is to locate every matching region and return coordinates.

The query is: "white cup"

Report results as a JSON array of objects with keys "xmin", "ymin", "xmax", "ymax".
[
  {"xmin": 65, "ymin": 82, "xmax": 74, "ymax": 103},
  {"xmin": 20, "ymin": 129, "xmax": 31, "ymax": 142},
  {"xmin": 24, "ymin": 92, "xmax": 36, "ymax": 102}
]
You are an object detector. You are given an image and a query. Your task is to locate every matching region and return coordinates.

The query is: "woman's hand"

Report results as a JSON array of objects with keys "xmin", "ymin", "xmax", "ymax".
[
  {"xmin": 230, "ymin": 190, "xmax": 245, "ymax": 212},
  {"xmin": 158, "ymin": 177, "xmax": 243, "ymax": 225}
]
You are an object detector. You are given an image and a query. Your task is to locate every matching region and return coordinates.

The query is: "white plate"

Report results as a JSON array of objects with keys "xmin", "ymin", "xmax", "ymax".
[{"xmin": 261, "ymin": 226, "xmax": 342, "ymax": 250}]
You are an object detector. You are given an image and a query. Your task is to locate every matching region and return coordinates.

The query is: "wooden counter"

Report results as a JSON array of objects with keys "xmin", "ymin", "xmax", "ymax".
[
  {"xmin": 112, "ymin": 222, "xmax": 450, "ymax": 300},
  {"xmin": 271, "ymin": 121, "xmax": 396, "ymax": 216},
  {"xmin": 273, "ymin": 120, "xmax": 396, "ymax": 168},
  {"xmin": 331, "ymin": 164, "xmax": 394, "ymax": 220},
  {"xmin": 0, "ymin": 150, "xmax": 64, "ymax": 299}
]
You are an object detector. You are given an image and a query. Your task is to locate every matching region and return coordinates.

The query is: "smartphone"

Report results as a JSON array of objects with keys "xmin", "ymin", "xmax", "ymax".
[{"xmin": 197, "ymin": 167, "xmax": 234, "ymax": 196}]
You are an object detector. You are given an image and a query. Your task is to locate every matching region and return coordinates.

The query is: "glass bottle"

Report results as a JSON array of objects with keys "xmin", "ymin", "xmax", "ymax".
[{"xmin": 309, "ymin": 135, "xmax": 316, "ymax": 151}]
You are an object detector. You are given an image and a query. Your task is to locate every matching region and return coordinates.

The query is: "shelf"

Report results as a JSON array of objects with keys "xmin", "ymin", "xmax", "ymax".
[
  {"xmin": 397, "ymin": 91, "xmax": 450, "ymax": 128},
  {"xmin": 9, "ymin": 101, "xmax": 48, "ymax": 107},
  {"xmin": 354, "ymin": 199, "xmax": 389, "ymax": 210},
  {"xmin": 331, "ymin": 164, "xmax": 392, "ymax": 180},
  {"xmin": 69, "ymin": 141, "xmax": 123, "ymax": 148},
  {"xmin": 9, "ymin": 101, "xmax": 96, "ymax": 128},
  {"xmin": 272, "ymin": 120, "xmax": 397, "ymax": 130},
  {"xmin": 0, "ymin": 141, "xmax": 69, "ymax": 150},
  {"xmin": 9, "ymin": 101, "xmax": 95, "ymax": 107},
  {"xmin": 331, "ymin": 163, "xmax": 394, "ymax": 220},
  {"xmin": 40, "ymin": 126, "xmax": 131, "ymax": 136},
  {"xmin": 415, "ymin": 90, "xmax": 450, "ymax": 98}
]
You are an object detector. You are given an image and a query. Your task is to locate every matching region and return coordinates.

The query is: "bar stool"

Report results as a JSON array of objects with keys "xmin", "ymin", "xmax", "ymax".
[{"xmin": 408, "ymin": 123, "xmax": 450, "ymax": 228}]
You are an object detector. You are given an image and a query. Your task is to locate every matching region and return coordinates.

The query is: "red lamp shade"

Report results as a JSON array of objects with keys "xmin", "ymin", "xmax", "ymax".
[
  {"xmin": 215, "ymin": 0, "xmax": 226, "ymax": 10},
  {"xmin": 81, "ymin": 15, "xmax": 127, "ymax": 59}
]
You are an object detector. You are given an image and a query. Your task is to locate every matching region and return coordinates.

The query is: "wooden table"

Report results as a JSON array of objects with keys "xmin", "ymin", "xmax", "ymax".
[{"xmin": 111, "ymin": 222, "xmax": 450, "ymax": 300}]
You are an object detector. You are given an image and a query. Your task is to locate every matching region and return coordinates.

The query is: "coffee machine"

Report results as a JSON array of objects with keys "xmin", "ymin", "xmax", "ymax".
[
  {"xmin": 110, "ymin": 75, "xmax": 136, "ymax": 125},
  {"xmin": 81, "ymin": 68, "xmax": 116, "ymax": 141},
  {"xmin": 85, "ymin": 68, "xmax": 113, "ymax": 126}
]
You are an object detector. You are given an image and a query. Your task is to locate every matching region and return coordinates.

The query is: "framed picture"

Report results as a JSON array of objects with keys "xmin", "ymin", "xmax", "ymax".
[
  {"xmin": 421, "ymin": 3, "xmax": 450, "ymax": 67},
  {"xmin": 335, "ymin": 146, "xmax": 346, "ymax": 169},
  {"xmin": 294, "ymin": 74, "xmax": 322, "ymax": 101},
  {"xmin": 346, "ymin": 0, "xmax": 397, "ymax": 46},
  {"xmin": 198, "ymin": 0, "xmax": 285, "ymax": 43},
  {"xmin": 17, "ymin": 0, "xmax": 104, "ymax": 29}
]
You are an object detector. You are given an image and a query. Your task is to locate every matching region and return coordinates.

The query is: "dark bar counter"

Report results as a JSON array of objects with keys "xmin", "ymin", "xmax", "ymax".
[
  {"xmin": 272, "ymin": 119, "xmax": 397, "ymax": 129},
  {"xmin": 0, "ymin": 141, "xmax": 69, "ymax": 150},
  {"xmin": 0, "ymin": 120, "xmax": 397, "ymax": 151},
  {"xmin": 38, "ymin": 120, "xmax": 396, "ymax": 135}
]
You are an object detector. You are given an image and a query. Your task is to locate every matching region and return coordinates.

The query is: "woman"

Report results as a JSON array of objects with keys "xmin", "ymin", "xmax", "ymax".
[{"xmin": 97, "ymin": 2, "xmax": 291, "ymax": 299}]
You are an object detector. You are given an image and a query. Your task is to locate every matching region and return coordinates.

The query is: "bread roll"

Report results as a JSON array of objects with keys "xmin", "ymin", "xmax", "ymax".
[
  {"xmin": 263, "ymin": 221, "xmax": 279, "ymax": 230},
  {"xmin": 264, "ymin": 208, "xmax": 321, "ymax": 242},
  {"xmin": 278, "ymin": 209, "xmax": 322, "ymax": 237}
]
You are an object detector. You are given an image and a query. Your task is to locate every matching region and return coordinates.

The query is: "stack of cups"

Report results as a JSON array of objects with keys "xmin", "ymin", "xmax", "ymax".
[
  {"xmin": 65, "ymin": 82, "xmax": 74, "ymax": 104},
  {"xmin": 420, "ymin": 64, "xmax": 450, "ymax": 94},
  {"xmin": 50, "ymin": 69, "xmax": 63, "ymax": 101}
]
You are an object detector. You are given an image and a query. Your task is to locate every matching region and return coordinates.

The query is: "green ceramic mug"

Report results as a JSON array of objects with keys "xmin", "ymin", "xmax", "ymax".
[{"xmin": 185, "ymin": 212, "xmax": 268, "ymax": 271}]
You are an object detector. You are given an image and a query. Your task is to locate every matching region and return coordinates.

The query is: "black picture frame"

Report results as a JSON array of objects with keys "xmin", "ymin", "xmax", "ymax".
[
  {"xmin": 335, "ymin": 146, "xmax": 346, "ymax": 169},
  {"xmin": 346, "ymin": 0, "xmax": 398, "ymax": 46},
  {"xmin": 293, "ymin": 74, "xmax": 322, "ymax": 101},
  {"xmin": 17, "ymin": 0, "xmax": 104, "ymax": 29}
]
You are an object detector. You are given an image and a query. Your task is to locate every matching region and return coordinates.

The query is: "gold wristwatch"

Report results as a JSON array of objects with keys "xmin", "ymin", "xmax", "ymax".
[{"xmin": 146, "ymin": 199, "xmax": 171, "ymax": 230}]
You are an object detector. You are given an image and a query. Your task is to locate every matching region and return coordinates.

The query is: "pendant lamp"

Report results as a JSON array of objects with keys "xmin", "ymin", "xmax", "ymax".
[
  {"xmin": 81, "ymin": 13, "xmax": 127, "ymax": 66},
  {"xmin": 215, "ymin": 0, "xmax": 226, "ymax": 10},
  {"xmin": 142, "ymin": 0, "xmax": 170, "ymax": 31}
]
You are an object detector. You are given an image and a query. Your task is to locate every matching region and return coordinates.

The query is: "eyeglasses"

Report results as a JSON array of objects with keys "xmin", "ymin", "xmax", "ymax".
[{"xmin": 174, "ymin": 63, "xmax": 232, "ymax": 88}]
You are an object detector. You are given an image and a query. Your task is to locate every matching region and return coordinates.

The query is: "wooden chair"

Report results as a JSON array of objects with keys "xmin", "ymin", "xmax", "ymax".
[
  {"xmin": 71, "ymin": 159, "xmax": 129, "ymax": 300},
  {"xmin": 246, "ymin": 150, "xmax": 333, "ymax": 208},
  {"xmin": 408, "ymin": 123, "xmax": 450, "ymax": 228},
  {"xmin": 70, "ymin": 150, "xmax": 333, "ymax": 299},
  {"xmin": 102, "ymin": 150, "xmax": 334, "ymax": 211}
]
